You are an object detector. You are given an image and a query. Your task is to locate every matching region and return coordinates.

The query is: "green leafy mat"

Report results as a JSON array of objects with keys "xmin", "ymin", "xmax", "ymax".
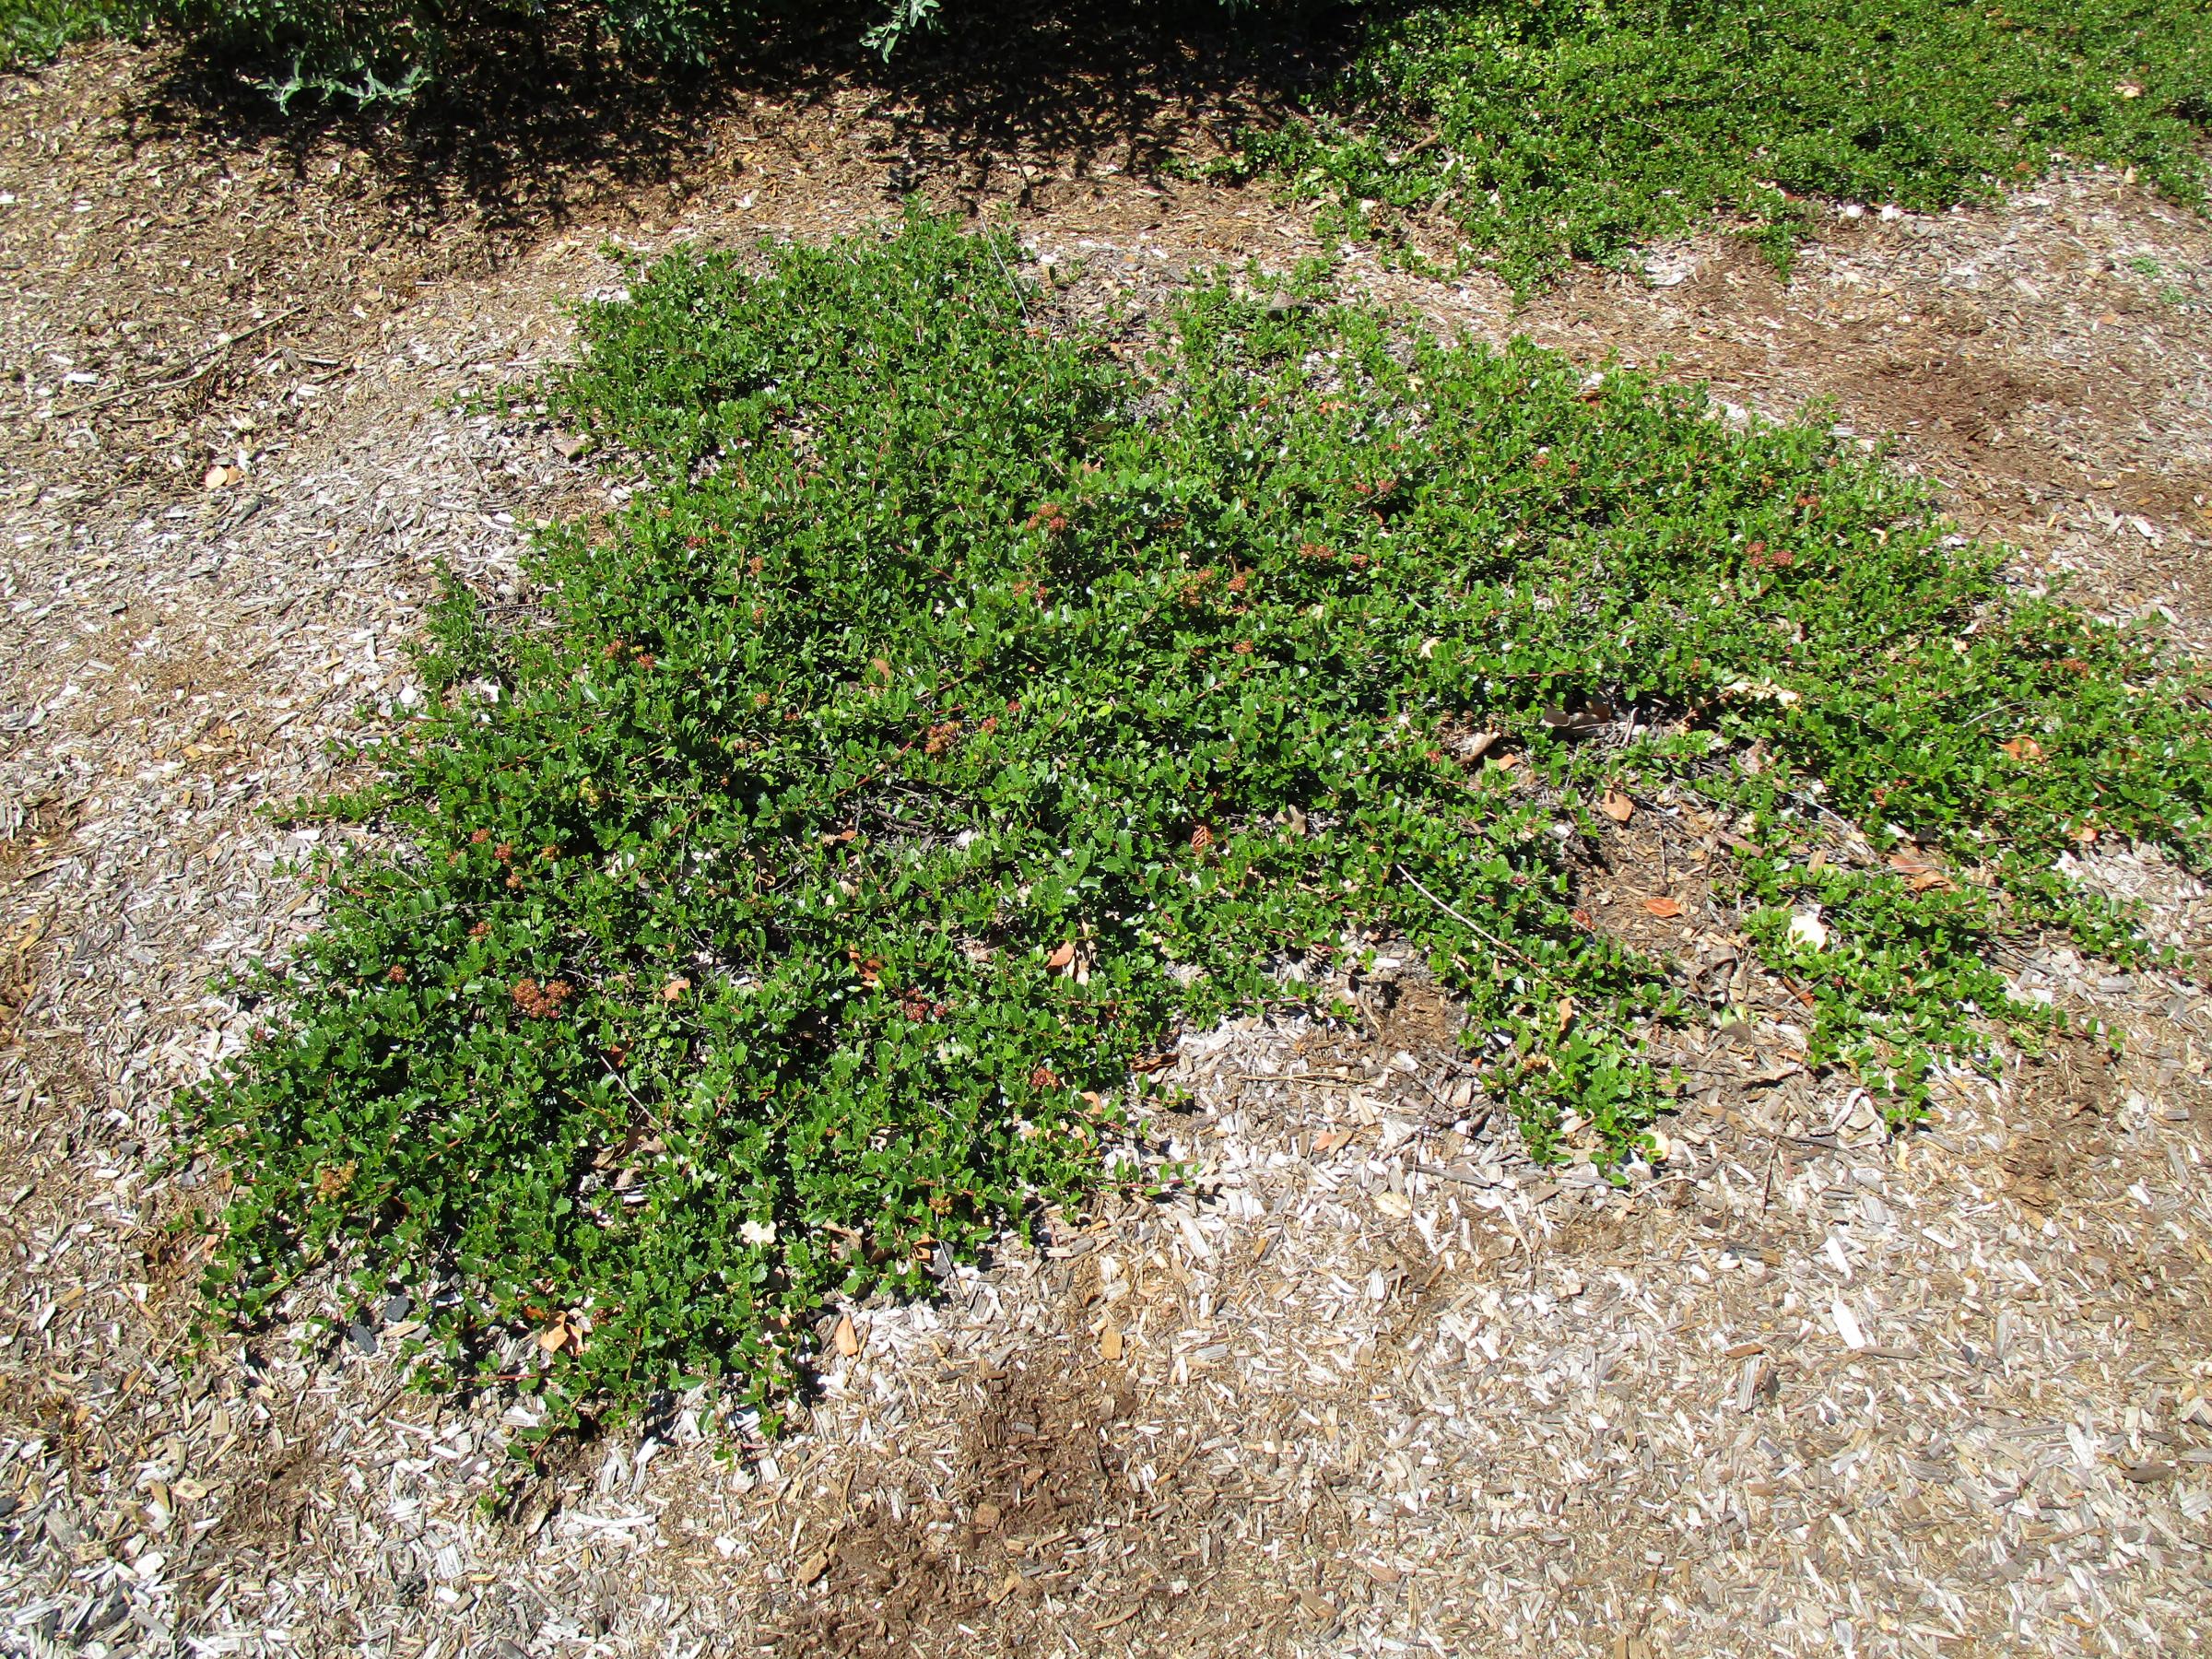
[
  {"xmin": 1229, "ymin": 0, "xmax": 2212, "ymax": 289},
  {"xmin": 178, "ymin": 213, "xmax": 2209, "ymax": 1430}
]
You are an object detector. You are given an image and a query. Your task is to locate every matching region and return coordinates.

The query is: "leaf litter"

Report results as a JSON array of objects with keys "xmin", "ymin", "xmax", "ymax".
[{"xmin": 3, "ymin": 41, "xmax": 2212, "ymax": 1659}]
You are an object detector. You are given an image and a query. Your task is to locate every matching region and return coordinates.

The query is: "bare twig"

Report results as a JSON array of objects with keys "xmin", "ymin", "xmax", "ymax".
[
  {"xmin": 985, "ymin": 235, "xmax": 1032, "ymax": 329},
  {"xmin": 64, "ymin": 303, "xmax": 312, "ymax": 416},
  {"xmin": 1393, "ymin": 863, "xmax": 1549, "ymax": 979}
]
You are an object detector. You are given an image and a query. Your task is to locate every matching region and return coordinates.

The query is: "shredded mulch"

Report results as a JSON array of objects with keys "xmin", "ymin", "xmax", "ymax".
[{"xmin": 3, "ymin": 22, "xmax": 2209, "ymax": 1658}]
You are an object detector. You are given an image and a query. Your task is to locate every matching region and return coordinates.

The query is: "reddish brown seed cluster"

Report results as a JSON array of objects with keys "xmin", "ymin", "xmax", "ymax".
[
  {"xmin": 900, "ymin": 991, "xmax": 947, "ymax": 1023},
  {"xmin": 512, "ymin": 978, "xmax": 574, "ymax": 1019},
  {"xmin": 924, "ymin": 721, "xmax": 962, "ymax": 757},
  {"xmin": 1029, "ymin": 1064, "xmax": 1061, "ymax": 1090},
  {"xmin": 313, "ymin": 1162, "xmax": 356, "ymax": 1200},
  {"xmin": 1746, "ymin": 540, "xmax": 1796, "ymax": 571},
  {"xmin": 1025, "ymin": 501, "xmax": 1071, "ymax": 535}
]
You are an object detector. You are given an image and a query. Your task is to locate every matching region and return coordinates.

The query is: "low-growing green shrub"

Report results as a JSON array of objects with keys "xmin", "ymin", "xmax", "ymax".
[
  {"xmin": 178, "ymin": 212, "xmax": 2209, "ymax": 1431},
  {"xmin": 1230, "ymin": 0, "xmax": 2212, "ymax": 288}
]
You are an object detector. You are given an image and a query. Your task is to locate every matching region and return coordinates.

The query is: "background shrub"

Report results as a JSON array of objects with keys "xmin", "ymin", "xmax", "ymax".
[
  {"xmin": 2, "ymin": 0, "xmax": 129, "ymax": 70},
  {"xmin": 1233, "ymin": 0, "xmax": 2212, "ymax": 289},
  {"xmin": 143, "ymin": 0, "xmax": 750, "ymax": 100}
]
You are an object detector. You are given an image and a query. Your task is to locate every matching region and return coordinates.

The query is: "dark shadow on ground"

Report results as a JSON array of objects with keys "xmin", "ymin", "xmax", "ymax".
[{"xmin": 122, "ymin": 0, "xmax": 1371, "ymax": 243}]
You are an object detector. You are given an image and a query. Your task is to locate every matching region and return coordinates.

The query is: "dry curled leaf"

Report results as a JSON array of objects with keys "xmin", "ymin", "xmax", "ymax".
[
  {"xmin": 1998, "ymin": 734, "xmax": 2045, "ymax": 764},
  {"xmin": 831, "ymin": 1312, "xmax": 860, "ymax": 1358},
  {"xmin": 1643, "ymin": 895, "xmax": 1683, "ymax": 919},
  {"xmin": 1886, "ymin": 847, "xmax": 1952, "ymax": 892},
  {"xmin": 1599, "ymin": 789, "xmax": 1634, "ymax": 823},
  {"xmin": 1721, "ymin": 677, "xmax": 1801, "ymax": 707},
  {"xmin": 1044, "ymin": 940, "xmax": 1077, "ymax": 971}
]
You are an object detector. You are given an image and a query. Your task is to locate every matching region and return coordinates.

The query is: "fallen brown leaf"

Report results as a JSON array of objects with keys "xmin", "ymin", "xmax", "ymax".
[
  {"xmin": 1998, "ymin": 734, "xmax": 2045, "ymax": 764},
  {"xmin": 1599, "ymin": 789, "xmax": 1634, "ymax": 823},
  {"xmin": 831, "ymin": 1312, "xmax": 860, "ymax": 1358},
  {"xmin": 1885, "ymin": 848, "xmax": 1952, "ymax": 892},
  {"xmin": 1644, "ymin": 896, "xmax": 1683, "ymax": 919},
  {"xmin": 1044, "ymin": 940, "xmax": 1077, "ymax": 971}
]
